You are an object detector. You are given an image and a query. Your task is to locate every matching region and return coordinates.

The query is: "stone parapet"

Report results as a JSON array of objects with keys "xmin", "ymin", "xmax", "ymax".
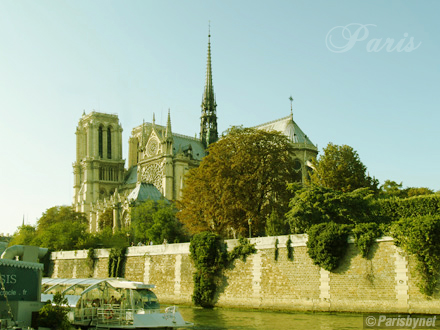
[{"xmin": 49, "ymin": 235, "xmax": 440, "ymax": 314}]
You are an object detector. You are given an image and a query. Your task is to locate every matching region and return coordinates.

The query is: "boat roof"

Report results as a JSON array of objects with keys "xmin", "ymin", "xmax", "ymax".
[{"xmin": 42, "ymin": 277, "xmax": 155, "ymax": 294}]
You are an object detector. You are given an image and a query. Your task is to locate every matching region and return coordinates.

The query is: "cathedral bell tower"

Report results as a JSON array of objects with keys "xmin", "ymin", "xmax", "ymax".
[
  {"xmin": 73, "ymin": 111, "xmax": 125, "ymax": 225},
  {"xmin": 200, "ymin": 28, "xmax": 218, "ymax": 148}
]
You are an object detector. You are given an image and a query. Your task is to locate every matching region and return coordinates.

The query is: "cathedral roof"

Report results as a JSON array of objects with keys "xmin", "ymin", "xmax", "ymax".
[
  {"xmin": 254, "ymin": 115, "xmax": 317, "ymax": 150},
  {"xmin": 127, "ymin": 182, "xmax": 166, "ymax": 203},
  {"xmin": 124, "ymin": 166, "xmax": 138, "ymax": 185},
  {"xmin": 172, "ymin": 134, "xmax": 206, "ymax": 160},
  {"xmin": 133, "ymin": 122, "xmax": 207, "ymax": 161}
]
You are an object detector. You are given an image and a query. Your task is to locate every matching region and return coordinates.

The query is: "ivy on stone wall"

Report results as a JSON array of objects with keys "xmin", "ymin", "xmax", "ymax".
[
  {"xmin": 307, "ymin": 222, "xmax": 352, "ymax": 272},
  {"xmin": 286, "ymin": 237, "xmax": 294, "ymax": 261},
  {"xmin": 190, "ymin": 232, "xmax": 256, "ymax": 308},
  {"xmin": 352, "ymin": 223, "xmax": 382, "ymax": 259},
  {"xmin": 227, "ymin": 237, "xmax": 257, "ymax": 264},
  {"xmin": 190, "ymin": 232, "xmax": 227, "ymax": 308},
  {"xmin": 391, "ymin": 215, "xmax": 440, "ymax": 296},
  {"xmin": 108, "ymin": 247, "xmax": 127, "ymax": 278},
  {"xmin": 87, "ymin": 247, "xmax": 95, "ymax": 272}
]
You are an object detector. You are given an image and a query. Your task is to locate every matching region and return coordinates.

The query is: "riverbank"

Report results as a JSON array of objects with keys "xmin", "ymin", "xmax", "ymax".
[{"xmin": 49, "ymin": 235, "xmax": 440, "ymax": 314}]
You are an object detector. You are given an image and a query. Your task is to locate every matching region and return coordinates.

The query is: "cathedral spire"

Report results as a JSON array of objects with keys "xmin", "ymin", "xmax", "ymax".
[
  {"xmin": 289, "ymin": 96, "xmax": 294, "ymax": 117},
  {"xmin": 166, "ymin": 109, "xmax": 172, "ymax": 140},
  {"xmin": 141, "ymin": 119, "xmax": 145, "ymax": 148},
  {"xmin": 200, "ymin": 23, "xmax": 218, "ymax": 148}
]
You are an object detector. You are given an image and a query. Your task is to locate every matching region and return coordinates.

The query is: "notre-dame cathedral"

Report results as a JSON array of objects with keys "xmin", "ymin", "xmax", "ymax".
[{"xmin": 72, "ymin": 33, "xmax": 318, "ymax": 232}]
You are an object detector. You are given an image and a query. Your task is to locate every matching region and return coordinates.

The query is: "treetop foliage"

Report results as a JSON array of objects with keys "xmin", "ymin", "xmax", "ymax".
[
  {"xmin": 309, "ymin": 143, "xmax": 378, "ymax": 193},
  {"xmin": 287, "ymin": 184, "xmax": 376, "ymax": 234},
  {"xmin": 11, "ymin": 206, "xmax": 89, "ymax": 251},
  {"xmin": 131, "ymin": 199, "xmax": 187, "ymax": 245},
  {"xmin": 379, "ymin": 180, "xmax": 434, "ymax": 199},
  {"xmin": 178, "ymin": 126, "xmax": 297, "ymax": 237}
]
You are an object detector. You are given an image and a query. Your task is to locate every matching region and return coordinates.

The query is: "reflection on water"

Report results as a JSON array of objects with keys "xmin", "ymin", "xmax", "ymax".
[{"xmin": 177, "ymin": 306, "xmax": 363, "ymax": 330}]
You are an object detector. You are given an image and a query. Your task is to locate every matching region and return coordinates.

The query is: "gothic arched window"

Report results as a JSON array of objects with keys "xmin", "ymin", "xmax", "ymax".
[
  {"xmin": 107, "ymin": 126, "xmax": 112, "ymax": 159},
  {"xmin": 98, "ymin": 126, "xmax": 104, "ymax": 158}
]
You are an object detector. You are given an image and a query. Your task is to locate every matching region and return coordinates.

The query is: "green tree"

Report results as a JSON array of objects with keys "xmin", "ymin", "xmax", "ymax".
[
  {"xmin": 23, "ymin": 206, "xmax": 89, "ymax": 251},
  {"xmin": 178, "ymin": 127, "xmax": 297, "ymax": 237},
  {"xmin": 33, "ymin": 217, "xmax": 89, "ymax": 251},
  {"xmin": 131, "ymin": 200, "xmax": 187, "ymax": 244},
  {"xmin": 38, "ymin": 292, "xmax": 71, "ymax": 330},
  {"xmin": 36, "ymin": 206, "xmax": 87, "ymax": 232},
  {"xmin": 287, "ymin": 185, "xmax": 376, "ymax": 234},
  {"xmin": 10, "ymin": 224, "xmax": 37, "ymax": 246},
  {"xmin": 407, "ymin": 187, "xmax": 434, "ymax": 197},
  {"xmin": 380, "ymin": 180, "xmax": 405, "ymax": 198},
  {"xmin": 265, "ymin": 209, "xmax": 289, "ymax": 236},
  {"xmin": 93, "ymin": 227, "xmax": 130, "ymax": 248},
  {"xmin": 309, "ymin": 143, "xmax": 378, "ymax": 193},
  {"xmin": 98, "ymin": 208, "xmax": 114, "ymax": 229},
  {"xmin": 379, "ymin": 180, "xmax": 434, "ymax": 199}
]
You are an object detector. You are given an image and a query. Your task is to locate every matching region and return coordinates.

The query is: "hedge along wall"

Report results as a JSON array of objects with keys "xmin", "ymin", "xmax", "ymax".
[
  {"xmin": 374, "ymin": 194, "xmax": 440, "ymax": 222},
  {"xmin": 49, "ymin": 235, "xmax": 440, "ymax": 314}
]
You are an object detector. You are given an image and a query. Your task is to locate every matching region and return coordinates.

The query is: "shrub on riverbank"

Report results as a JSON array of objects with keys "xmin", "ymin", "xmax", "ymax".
[
  {"xmin": 190, "ymin": 232, "xmax": 256, "ymax": 308},
  {"xmin": 306, "ymin": 222, "xmax": 352, "ymax": 272},
  {"xmin": 391, "ymin": 215, "xmax": 440, "ymax": 296}
]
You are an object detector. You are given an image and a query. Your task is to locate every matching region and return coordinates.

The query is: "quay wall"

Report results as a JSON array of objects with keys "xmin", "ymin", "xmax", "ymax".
[{"xmin": 49, "ymin": 235, "xmax": 440, "ymax": 314}]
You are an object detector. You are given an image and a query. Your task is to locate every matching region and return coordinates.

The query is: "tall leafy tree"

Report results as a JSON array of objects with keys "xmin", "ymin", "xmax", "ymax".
[
  {"xmin": 178, "ymin": 127, "xmax": 297, "ymax": 237},
  {"xmin": 11, "ymin": 206, "xmax": 90, "ymax": 251},
  {"xmin": 131, "ymin": 200, "xmax": 187, "ymax": 244},
  {"xmin": 10, "ymin": 224, "xmax": 37, "ymax": 246},
  {"xmin": 36, "ymin": 206, "xmax": 88, "ymax": 232},
  {"xmin": 32, "ymin": 206, "xmax": 89, "ymax": 251},
  {"xmin": 309, "ymin": 143, "xmax": 378, "ymax": 193}
]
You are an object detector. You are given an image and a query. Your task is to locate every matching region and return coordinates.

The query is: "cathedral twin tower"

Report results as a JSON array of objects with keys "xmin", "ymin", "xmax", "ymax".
[
  {"xmin": 73, "ymin": 32, "xmax": 317, "ymax": 232},
  {"xmin": 73, "ymin": 33, "xmax": 219, "ymax": 231}
]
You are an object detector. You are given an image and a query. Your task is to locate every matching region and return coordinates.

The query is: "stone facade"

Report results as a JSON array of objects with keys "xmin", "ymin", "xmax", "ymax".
[
  {"xmin": 72, "ymin": 112, "xmax": 125, "ymax": 230},
  {"xmin": 72, "ymin": 33, "xmax": 318, "ymax": 232},
  {"xmin": 49, "ymin": 235, "xmax": 440, "ymax": 314}
]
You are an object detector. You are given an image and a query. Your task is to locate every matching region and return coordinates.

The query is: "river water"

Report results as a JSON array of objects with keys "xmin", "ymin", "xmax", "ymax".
[{"xmin": 176, "ymin": 306, "xmax": 365, "ymax": 330}]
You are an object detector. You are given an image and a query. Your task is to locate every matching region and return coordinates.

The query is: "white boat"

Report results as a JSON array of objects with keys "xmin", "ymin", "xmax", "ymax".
[{"xmin": 41, "ymin": 278, "xmax": 193, "ymax": 329}]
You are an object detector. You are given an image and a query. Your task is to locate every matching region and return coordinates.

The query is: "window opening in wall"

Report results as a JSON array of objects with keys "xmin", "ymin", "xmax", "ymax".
[
  {"xmin": 99, "ymin": 126, "xmax": 103, "ymax": 158},
  {"xmin": 107, "ymin": 127, "xmax": 112, "ymax": 159}
]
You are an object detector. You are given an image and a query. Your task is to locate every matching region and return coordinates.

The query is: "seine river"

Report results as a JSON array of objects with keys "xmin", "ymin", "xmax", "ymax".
[{"xmin": 176, "ymin": 306, "xmax": 365, "ymax": 330}]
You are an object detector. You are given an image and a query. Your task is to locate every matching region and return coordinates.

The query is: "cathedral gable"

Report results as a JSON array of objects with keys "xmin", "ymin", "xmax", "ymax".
[{"xmin": 145, "ymin": 132, "xmax": 162, "ymax": 158}]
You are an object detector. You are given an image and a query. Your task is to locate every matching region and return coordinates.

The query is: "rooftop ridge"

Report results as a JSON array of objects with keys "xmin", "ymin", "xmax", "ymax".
[
  {"xmin": 133, "ymin": 122, "xmax": 202, "ymax": 142},
  {"xmin": 253, "ymin": 115, "xmax": 292, "ymax": 128},
  {"xmin": 83, "ymin": 111, "xmax": 119, "ymax": 118}
]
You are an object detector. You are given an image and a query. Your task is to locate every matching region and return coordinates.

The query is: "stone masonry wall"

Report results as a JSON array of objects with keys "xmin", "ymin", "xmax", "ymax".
[{"xmin": 49, "ymin": 235, "xmax": 440, "ymax": 314}]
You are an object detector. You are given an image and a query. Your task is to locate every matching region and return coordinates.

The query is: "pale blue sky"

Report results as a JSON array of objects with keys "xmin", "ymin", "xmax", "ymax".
[{"xmin": 1, "ymin": 1, "xmax": 439, "ymax": 235}]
